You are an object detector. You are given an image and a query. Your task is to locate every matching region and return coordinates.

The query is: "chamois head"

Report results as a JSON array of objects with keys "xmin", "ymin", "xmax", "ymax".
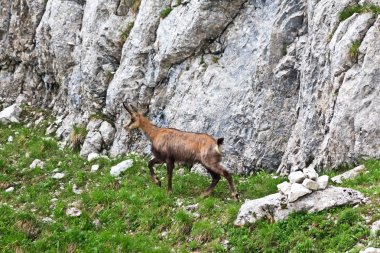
[{"xmin": 123, "ymin": 102, "xmax": 143, "ymax": 131}]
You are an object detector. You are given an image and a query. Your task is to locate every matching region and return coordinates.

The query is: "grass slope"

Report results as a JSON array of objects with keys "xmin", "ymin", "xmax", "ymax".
[{"xmin": 0, "ymin": 121, "xmax": 379, "ymax": 252}]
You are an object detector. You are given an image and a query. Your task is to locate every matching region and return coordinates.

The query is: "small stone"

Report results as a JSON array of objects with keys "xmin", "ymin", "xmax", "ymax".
[
  {"xmin": 184, "ymin": 203, "xmax": 199, "ymax": 211},
  {"xmin": 288, "ymin": 183, "xmax": 312, "ymax": 202},
  {"xmin": 52, "ymin": 173, "xmax": 65, "ymax": 179},
  {"xmin": 72, "ymin": 184, "xmax": 83, "ymax": 195},
  {"xmin": 5, "ymin": 187, "xmax": 14, "ymax": 192},
  {"xmin": 302, "ymin": 178, "xmax": 319, "ymax": 190},
  {"xmin": 7, "ymin": 136, "xmax": 13, "ymax": 142},
  {"xmin": 66, "ymin": 207, "xmax": 81, "ymax": 217},
  {"xmin": 316, "ymin": 175, "xmax": 329, "ymax": 190},
  {"xmin": 87, "ymin": 152, "xmax": 100, "ymax": 162},
  {"xmin": 42, "ymin": 217, "xmax": 55, "ymax": 223},
  {"xmin": 371, "ymin": 220, "xmax": 380, "ymax": 237},
  {"xmin": 110, "ymin": 160, "xmax": 133, "ymax": 177},
  {"xmin": 93, "ymin": 219, "xmax": 101, "ymax": 227},
  {"xmin": 277, "ymin": 181, "xmax": 291, "ymax": 195},
  {"xmin": 52, "ymin": 168, "xmax": 60, "ymax": 173},
  {"xmin": 303, "ymin": 168, "xmax": 318, "ymax": 180},
  {"xmin": 29, "ymin": 159, "xmax": 45, "ymax": 170},
  {"xmin": 91, "ymin": 164, "xmax": 100, "ymax": 172},
  {"xmin": 288, "ymin": 171, "xmax": 305, "ymax": 183}
]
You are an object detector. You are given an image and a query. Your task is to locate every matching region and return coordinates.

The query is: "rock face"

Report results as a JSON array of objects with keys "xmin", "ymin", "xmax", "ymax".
[
  {"xmin": 331, "ymin": 165, "xmax": 366, "ymax": 183},
  {"xmin": 234, "ymin": 186, "xmax": 366, "ymax": 226},
  {"xmin": 1, "ymin": 0, "xmax": 380, "ymax": 174}
]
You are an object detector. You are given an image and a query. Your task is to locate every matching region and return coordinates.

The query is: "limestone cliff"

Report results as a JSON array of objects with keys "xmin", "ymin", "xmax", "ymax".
[{"xmin": 1, "ymin": 0, "xmax": 379, "ymax": 174}]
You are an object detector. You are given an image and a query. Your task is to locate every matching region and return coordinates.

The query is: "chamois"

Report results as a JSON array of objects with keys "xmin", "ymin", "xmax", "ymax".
[{"xmin": 123, "ymin": 102, "xmax": 239, "ymax": 200}]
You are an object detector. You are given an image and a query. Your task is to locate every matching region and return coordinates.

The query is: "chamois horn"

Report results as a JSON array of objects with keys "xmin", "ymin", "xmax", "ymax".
[{"xmin": 123, "ymin": 102, "xmax": 134, "ymax": 115}]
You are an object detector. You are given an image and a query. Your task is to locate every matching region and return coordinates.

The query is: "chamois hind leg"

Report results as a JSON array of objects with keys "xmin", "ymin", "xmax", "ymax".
[
  {"xmin": 166, "ymin": 159, "xmax": 175, "ymax": 194},
  {"xmin": 148, "ymin": 157, "xmax": 162, "ymax": 187},
  {"xmin": 200, "ymin": 170, "xmax": 221, "ymax": 198},
  {"xmin": 211, "ymin": 164, "xmax": 239, "ymax": 200}
]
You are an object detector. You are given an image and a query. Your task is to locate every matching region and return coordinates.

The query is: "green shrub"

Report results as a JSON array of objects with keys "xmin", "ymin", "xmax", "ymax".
[
  {"xmin": 339, "ymin": 4, "xmax": 380, "ymax": 22},
  {"xmin": 160, "ymin": 7, "xmax": 172, "ymax": 18},
  {"xmin": 69, "ymin": 124, "xmax": 87, "ymax": 150},
  {"xmin": 349, "ymin": 40, "xmax": 361, "ymax": 62},
  {"xmin": 120, "ymin": 22, "xmax": 134, "ymax": 42}
]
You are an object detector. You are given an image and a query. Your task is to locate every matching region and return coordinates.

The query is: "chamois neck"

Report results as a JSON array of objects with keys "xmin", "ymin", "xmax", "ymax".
[{"xmin": 139, "ymin": 116, "xmax": 158, "ymax": 141}]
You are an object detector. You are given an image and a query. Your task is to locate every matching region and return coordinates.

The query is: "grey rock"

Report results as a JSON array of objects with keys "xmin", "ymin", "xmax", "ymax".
[
  {"xmin": 331, "ymin": 165, "xmax": 366, "ymax": 184},
  {"xmin": 360, "ymin": 248, "xmax": 380, "ymax": 253},
  {"xmin": 110, "ymin": 160, "xmax": 133, "ymax": 177},
  {"xmin": 7, "ymin": 136, "xmax": 13, "ymax": 143},
  {"xmin": 234, "ymin": 186, "xmax": 365, "ymax": 226},
  {"xmin": 80, "ymin": 131, "xmax": 103, "ymax": 157},
  {"xmin": 87, "ymin": 152, "xmax": 100, "ymax": 162},
  {"xmin": 288, "ymin": 171, "xmax": 305, "ymax": 183},
  {"xmin": 91, "ymin": 164, "xmax": 100, "ymax": 172},
  {"xmin": 0, "ymin": 104, "xmax": 22, "ymax": 124},
  {"xmin": 287, "ymin": 183, "xmax": 312, "ymax": 202},
  {"xmin": 52, "ymin": 173, "xmax": 65, "ymax": 179},
  {"xmin": 5, "ymin": 187, "xmax": 14, "ymax": 193},
  {"xmin": 30, "ymin": 159, "xmax": 45, "ymax": 169},
  {"xmin": 303, "ymin": 168, "xmax": 318, "ymax": 180},
  {"xmin": 99, "ymin": 121, "xmax": 115, "ymax": 147},
  {"xmin": 302, "ymin": 178, "xmax": 319, "ymax": 191},
  {"xmin": 316, "ymin": 175, "xmax": 329, "ymax": 190},
  {"xmin": 277, "ymin": 181, "xmax": 291, "ymax": 195},
  {"xmin": 66, "ymin": 207, "xmax": 81, "ymax": 217},
  {"xmin": 371, "ymin": 220, "xmax": 380, "ymax": 237}
]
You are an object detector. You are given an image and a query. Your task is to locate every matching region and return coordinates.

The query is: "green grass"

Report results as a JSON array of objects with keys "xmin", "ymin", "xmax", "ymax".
[
  {"xmin": 160, "ymin": 7, "xmax": 172, "ymax": 19},
  {"xmin": 120, "ymin": 22, "xmax": 134, "ymax": 43},
  {"xmin": 349, "ymin": 39, "xmax": 361, "ymax": 62},
  {"xmin": 339, "ymin": 4, "xmax": 380, "ymax": 22},
  {"xmin": 0, "ymin": 115, "xmax": 379, "ymax": 252}
]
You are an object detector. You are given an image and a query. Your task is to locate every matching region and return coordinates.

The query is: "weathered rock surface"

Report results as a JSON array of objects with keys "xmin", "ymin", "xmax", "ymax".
[
  {"xmin": 331, "ymin": 165, "xmax": 366, "ymax": 183},
  {"xmin": 316, "ymin": 175, "xmax": 329, "ymax": 190},
  {"xmin": 1, "ymin": 0, "xmax": 380, "ymax": 174},
  {"xmin": 360, "ymin": 248, "xmax": 380, "ymax": 253},
  {"xmin": 234, "ymin": 186, "xmax": 366, "ymax": 226},
  {"xmin": 287, "ymin": 183, "xmax": 312, "ymax": 202},
  {"xmin": 0, "ymin": 104, "xmax": 22, "ymax": 124},
  {"xmin": 371, "ymin": 220, "xmax": 380, "ymax": 237},
  {"xmin": 288, "ymin": 171, "xmax": 305, "ymax": 183}
]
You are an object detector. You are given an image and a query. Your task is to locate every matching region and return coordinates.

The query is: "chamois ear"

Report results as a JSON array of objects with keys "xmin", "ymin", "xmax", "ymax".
[{"xmin": 122, "ymin": 102, "xmax": 134, "ymax": 115}]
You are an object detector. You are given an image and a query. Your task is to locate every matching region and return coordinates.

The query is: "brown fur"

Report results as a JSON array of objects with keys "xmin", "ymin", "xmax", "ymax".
[{"xmin": 123, "ymin": 103, "xmax": 239, "ymax": 200}]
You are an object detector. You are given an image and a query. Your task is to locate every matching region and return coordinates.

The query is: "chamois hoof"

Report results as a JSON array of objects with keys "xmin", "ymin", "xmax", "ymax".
[
  {"xmin": 232, "ymin": 193, "xmax": 240, "ymax": 201},
  {"xmin": 200, "ymin": 191, "xmax": 210, "ymax": 198}
]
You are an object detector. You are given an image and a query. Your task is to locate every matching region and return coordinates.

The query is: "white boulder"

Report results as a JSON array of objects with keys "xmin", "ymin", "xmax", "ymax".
[
  {"xmin": 5, "ymin": 187, "xmax": 14, "ymax": 193},
  {"xmin": 316, "ymin": 175, "xmax": 329, "ymax": 190},
  {"xmin": 302, "ymin": 178, "xmax": 319, "ymax": 191},
  {"xmin": 91, "ymin": 164, "xmax": 100, "ymax": 172},
  {"xmin": 277, "ymin": 181, "xmax": 291, "ymax": 195},
  {"xmin": 110, "ymin": 160, "xmax": 133, "ymax": 177},
  {"xmin": 87, "ymin": 152, "xmax": 100, "ymax": 162},
  {"xmin": 288, "ymin": 171, "xmax": 305, "ymax": 183},
  {"xmin": 288, "ymin": 183, "xmax": 312, "ymax": 202},
  {"xmin": 303, "ymin": 168, "xmax": 318, "ymax": 180},
  {"xmin": 360, "ymin": 248, "xmax": 380, "ymax": 253},
  {"xmin": 234, "ymin": 186, "xmax": 365, "ymax": 226},
  {"xmin": 99, "ymin": 121, "xmax": 115, "ymax": 147},
  {"xmin": 331, "ymin": 165, "xmax": 365, "ymax": 184},
  {"xmin": 0, "ymin": 104, "xmax": 22, "ymax": 124}
]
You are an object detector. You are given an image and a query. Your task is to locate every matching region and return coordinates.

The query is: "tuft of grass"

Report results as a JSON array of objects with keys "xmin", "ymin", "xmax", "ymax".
[
  {"xmin": 120, "ymin": 22, "xmax": 134, "ymax": 43},
  {"xmin": 339, "ymin": 4, "xmax": 380, "ymax": 22},
  {"xmin": 69, "ymin": 124, "xmax": 87, "ymax": 150},
  {"xmin": 211, "ymin": 56, "xmax": 219, "ymax": 64},
  {"xmin": 127, "ymin": 0, "xmax": 141, "ymax": 13},
  {"xmin": 160, "ymin": 7, "xmax": 172, "ymax": 19},
  {"xmin": 349, "ymin": 39, "xmax": 361, "ymax": 62}
]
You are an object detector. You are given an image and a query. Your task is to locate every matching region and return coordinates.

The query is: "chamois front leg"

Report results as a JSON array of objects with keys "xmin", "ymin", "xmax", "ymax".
[
  {"xmin": 148, "ymin": 157, "xmax": 162, "ymax": 187},
  {"xmin": 166, "ymin": 159, "xmax": 175, "ymax": 194},
  {"xmin": 200, "ymin": 170, "xmax": 221, "ymax": 198}
]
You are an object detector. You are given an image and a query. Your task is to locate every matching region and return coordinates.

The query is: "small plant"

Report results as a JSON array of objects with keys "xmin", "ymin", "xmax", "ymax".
[
  {"xmin": 282, "ymin": 42, "xmax": 289, "ymax": 56},
  {"xmin": 339, "ymin": 4, "xmax": 380, "ymax": 22},
  {"xmin": 104, "ymin": 70, "xmax": 115, "ymax": 83},
  {"xmin": 120, "ymin": 22, "xmax": 134, "ymax": 43},
  {"xmin": 348, "ymin": 39, "xmax": 361, "ymax": 62},
  {"xmin": 69, "ymin": 124, "xmax": 87, "ymax": 150},
  {"xmin": 160, "ymin": 7, "xmax": 172, "ymax": 18},
  {"xmin": 211, "ymin": 56, "xmax": 219, "ymax": 64},
  {"xmin": 128, "ymin": 0, "xmax": 141, "ymax": 13}
]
